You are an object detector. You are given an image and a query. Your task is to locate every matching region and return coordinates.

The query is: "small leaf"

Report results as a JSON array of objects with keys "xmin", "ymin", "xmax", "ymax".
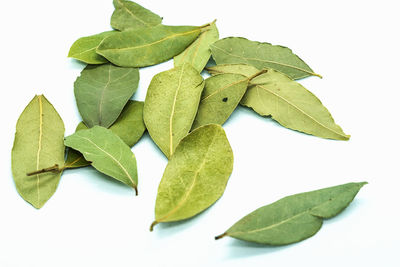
[
  {"xmin": 192, "ymin": 73, "xmax": 249, "ymax": 129},
  {"xmin": 64, "ymin": 122, "xmax": 91, "ymax": 169},
  {"xmin": 211, "ymin": 37, "xmax": 320, "ymax": 80},
  {"xmin": 68, "ymin": 31, "xmax": 116, "ymax": 64},
  {"xmin": 174, "ymin": 21, "xmax": 219, "ymax": 72},
  {"xmin": 216, "ymin": 182, "xmax": 367, "ymax": 245},
  {"xmin": 11, "ymin": 95, "xmax": 65, "ymax": 208},
  {"xmin": 206, "ymin": 64, "xmax": 260, "ymax": 78},
  {"xmin": 74, "ymin": 63, "xmax": 139, "ymax": 128},
  {"xmin": 151, "ymin": 124, "xmax": 233, "ymax": 231},
  {"xmin": 97, "ymin": 24, "xmax": 204, "ymax": 67},
  {"xmin": 64, "ymin": 126, "xmax": 138, "ymax": 194},
  {"xmin": 111, "ymin": 0, "xmax": 162, "ymax": 31},
  {"xmin": 143, "ymin": 63, "xmax": 204, "ymax": 158},
  {"xmin": 241, "ymin": 69, "xmax": 350, "ymax": 140}
]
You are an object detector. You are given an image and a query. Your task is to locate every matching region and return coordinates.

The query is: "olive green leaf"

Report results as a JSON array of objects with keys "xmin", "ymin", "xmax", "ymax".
[
  {"xmin": 96, "ymin": 24, "xmax": 205, "ymax": 67},
  {"xmin": 65, "ymin": 100, "xmax": 146, "ymax": 169},
  {"xmin": 74, "ymin": 63, "xmax": 139, "ymax": 128},
  {"xmin": 174, "ymin": 21, "xmax": 219, "ymax": 72},
  {"xmin": 192, "ymin": 73, "xmax": 249, "ymax": 129},
  {"xmin": 150, "ymin": 124, "xmax": 233, "ymax": 231},
  {"xmin": 241, "ymin": 69, "xmax": 350, "ymax": 140},
  {"xmin": 215, "ymin": 182, "xmax": 367, "ymax": 245},
  {"xmin": 11, "ymin": 95, "xmax": 65, "ymax": 209},
  {"xmin": 64, "ymin": 126, "xmax": 138, "ymax": 194},
  {"xmin": 111, "ymin": 0, "xmax": 162, "ymax": 31},
  {"xmin": 210, "ymin": 37, "xmax": 321, "ymax": 80},
  {"xmin": 68, "ymin": 31, "xmax": 116, "ymax": 64},
  {"xmin": 206, "ymin": 64, "xmax": 260, "ymax": 78},
  {"xmin": 143, "ymin": 63, "xmax": 204, "ymax": 158}
]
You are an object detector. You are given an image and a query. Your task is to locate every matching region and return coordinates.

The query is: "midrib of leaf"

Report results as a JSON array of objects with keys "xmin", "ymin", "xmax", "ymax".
[
  {"xmin": 158, "ymin": 131, "xmax": 217, "ymax": 222},
  {"xmin": 116, "ymin": 0, "xmax": 150, "ymax": 27},
  {"xmin": 35, "ymin": 95, "xmax": 43, "ymax": 205},
  {"xmin": 211, "ymin": 45, "xmax": 321, "ymax": 78},
  {"xmin": 169, "ymin": 66, "xmax": 185, "ymax": 157},
  {"xmin": 64, "ymin": 156, "xmax": 84, "ymax": 168},
  {"xmin": 98, "ymin": 65, "xmax": 112, "ymax": 126},
  {"xmin": 255, "ymin": 84, "xmax": 348, "ymax": 139},
  {"xmin": 70, "ymin": 46, "xmax": 96, "ymax": 57},
  {"xmin": 201, "ymin": 77, "xmax": 248, "ymax": 102}
]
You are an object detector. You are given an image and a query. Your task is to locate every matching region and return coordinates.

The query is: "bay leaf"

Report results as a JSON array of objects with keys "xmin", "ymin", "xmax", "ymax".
[
  {"xmin": 143, "ymin": 63, "xmax": 204, "ymax": 158},
  {"xmin": 74, "ymin": 63, "xmax": 139, "ymax": 128},
  {"xmin": 192, "ymin": 73, "xmax": 249, "ymax": 129},
  {"xmin": 210, "ymin": 37, "xmax": 321, "ymax": 80},
  {"xmin": 241, "ymin": 69, "xmax": 350, "ymax": 140},
  {"xmin": 111, "ymin": 0, "xmax": 162, "ymax": 31},
  {"xmin": 206, "ymin": 64, "xmax": 260, "ymax": 78},
  {"xmin": 64, "ymin": 126, "xmax": 138, "ymax": 194},
  {"xmin": 215, "ymin": 182, "xmax": 367, "ymax": 245},
  {"xmin": 64, "ymin": 122, "xmax": 90, "ymax": 169},
  {"xmin": 68, "ymin": 31, "xmax": 116, "ymax": 64},
  {"xmin": 96, "ymin": 24, "xmax": 205, "ymax": 67},
  {"xmin": 150, "ymin": 124, "xmax": 233, "ymax": 231},
  {"xmin": 11, "ymin": 95, "xmax": 65, "ymax": 208},
  {"xmin": 174, "ymin": 21, "xmax": 219, "ymax": 72}
]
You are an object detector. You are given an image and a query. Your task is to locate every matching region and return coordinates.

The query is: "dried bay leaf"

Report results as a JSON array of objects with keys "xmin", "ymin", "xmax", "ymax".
[
  {"xmin": 192, "ymin": 73, "xmax": 249, "ymax": 129},
  {"xmin": 68, "ymin": 31, "xmax": 116, "ymax": 64},
  {"xmin": 216, "ymin": 182, "xmax": 367, "ymax": 245},
  {"xmin": 206, "ymin": 64, "xmax": 260, "ymax": 78},
  {"xmin": 210, "ymin": 37, "xmax": 320, "ymax": 80},
  {"xmin": 150, "ymin": 124, "xmax": 233, "ymax": 230},
  {"xmin": 11, "ymin": 95, "xmax": 65, "ymax": 208},
  {"xmin": 143, "ymin": 63, "xmax": 204, "ymax": 158},
  {"xmin": 111, "ymin": 0, "xmax": 162, "ymax": 31},
  {"xmin": 64, "ymin": 126, "xmax": 138, "ymax": 194},
  {"xmin": 242, "ymin": 69, "xmax": 350, "ymax": 140},
  {"xmin": 97, "ymin": 24, "xmax": 205, "ymax": 67},
  {"xmin": 174, "ymin": 22, "xmax": 219, "ymax": 72},
  {"xmin": 64, "ymin": 122, "xmax": 90, "ymax": 169},
  {"xmin": 74, "ymin": 63, "xmax": 139, "ymax": 128}
]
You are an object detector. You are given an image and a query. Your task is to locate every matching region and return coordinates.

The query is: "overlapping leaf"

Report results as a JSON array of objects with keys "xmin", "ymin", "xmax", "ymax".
[{"xmin": 206, "ymin": 64, "xmax": 260, "ymax": 78}]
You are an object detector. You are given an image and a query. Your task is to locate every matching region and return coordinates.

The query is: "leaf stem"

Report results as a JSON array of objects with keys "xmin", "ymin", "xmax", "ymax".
[
  {"xmin": 149, "ymin": 221, "xmax": 159, "ymax": 232},
  {"xmin": 26, "ymin": 164, "xmax": 63, "ymax": 176},
  {"xmin": 214, "ymin": 232, "xmax": 227, "ymax": 240}
]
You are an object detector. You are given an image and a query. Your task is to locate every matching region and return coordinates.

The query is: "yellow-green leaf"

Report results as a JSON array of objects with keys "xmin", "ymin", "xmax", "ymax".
[
  {"xmin": 206, "ymin": 63, "xmax": 260, "ymax": 78},
  {"xmin": 11, "ymin": 95, "xmax": 65, "ymax": 209}
]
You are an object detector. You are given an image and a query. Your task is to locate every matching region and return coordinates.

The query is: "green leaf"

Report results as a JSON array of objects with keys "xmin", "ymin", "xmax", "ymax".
[
  {"xmin": 68, "ymin": 31, "xmax": 116, "ymax": 64},
  {"xmin": 96, "ymin": 24, "xmax": 204, "ymax": 67},
  {"xmin": 143, "ymin": 63, "xmax": 204, "ymax": 158},
  {"xmin": 216, "ymin": 182, "xmax": 367, "ymax": 245},
  {"xmin": 151, "ymin": 124, "xmax": 233, "ymax": 231},
  {"xmin": 174, "ymin": 21, "xmax": 219, "ymax": 72},
  {"xmin": 192, "ymin": 73, "xmax": 249, "ymax": 129},
  {"xmin": 65, "ymin": 100, "xmax": 146, "ymax": 169},
  {"xmin": 241, "ymin": 69, "xmax": 350, "ymax": 140},
  {"xmin": 74, "ymin": 63, "xmax": 139, "ymax": 128},
  {"xmin": 111, "ymin": 0, "xmax": 162, "ymax": 31},
  {"xmin": 11, "ymin": 95, "xmax": 65, "ymax": 209},
  {"xmin": 206, "ymin": 64, "xmax": 260, "ymax": 78},
  {"xmin": 64, "ymin": 126, "xmax": 138, "ymax": 194},
  {"xmin": 210, "ymin": 37, "xmax": 321, "ymax": 80}
]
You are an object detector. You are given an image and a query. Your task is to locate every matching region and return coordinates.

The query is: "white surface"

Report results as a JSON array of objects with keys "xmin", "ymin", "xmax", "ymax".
[{"xmin": 1, "ymin": 0, "xmax": 399, "ymax": 266}]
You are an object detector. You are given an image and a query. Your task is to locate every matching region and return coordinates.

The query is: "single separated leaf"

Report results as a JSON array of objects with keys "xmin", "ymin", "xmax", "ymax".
[
  {"xmin": 174, "ymin": 21, "xmax": 219, "ymax": 72},
  {"xmin": 206, "ymin": 64, "xmax": 260, "ymax": 78},
  {"xmin": 143, "ymin": 63, "xmax": 204, "ymax": 158},
  {"xmin": 74, "ymin": 63, "xmax": 139, "ymax": 128},
  {"xmin": 64, "ymin": 126, "xmax": 138, "ymax": 194},
  {"xmin": 111, "ymin": 0, "xmax": 162, "ymax": 31},
  {"xmin": 210, "ymin": 37, "xmax": 320, "ymax": 80},
  {"xmin": 65, "ymin": 101, "xmax": 145, "ymax": 169},
  {"xmin": 192, "ymin": 73, "xmax": 249, "ymax": 129},
  {"xmin": 11, "ymin": 95, "xmax": 65, "ymax": 208},
  {"xmin": 97, "ymin": 24, "xmax": 205, "ymax": 67},
  {"xmin": 241, "ymin": 69, "xmax": 350, "ymax": 140},
  {"xmin": 216, "ymin": 182, "xmax": 367, "ymax": 245},
  {"xmin": 151, "ymin": 124, "xmax": 233, "ymax": 231},
  {"xmin": 68, "ymin": 31, "xmax": 116, "ymax": 64}
]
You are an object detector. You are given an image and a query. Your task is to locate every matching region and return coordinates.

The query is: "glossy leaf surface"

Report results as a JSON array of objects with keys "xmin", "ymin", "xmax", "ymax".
[
  {"xmin": 97, "ymin": 25, "xmax": 203, "ymax": 67},
  {"xmin": 151, "ymin": 124, "xmax": 233, "ymax": 230},
  {"xmin": 217, "ymin": 182, "xmax": 366, "ymax": 245},
  {"xmin": 241, "ymin": 69, "xmax": 350, "ymax": 140},
  {"xmin": 74, "ymin": 63, "xmax": 139, "ymax": 128},
  {"xmin": 206, "ymin": 64, "xmax": 260, "ymax": 78},
  {"xmin": 11, "ymin": 95, "xmax": 65, "ymax": 208},
  {"xmin": 143, "ymin": 64, "xmax": 204, "ymax": 158}
]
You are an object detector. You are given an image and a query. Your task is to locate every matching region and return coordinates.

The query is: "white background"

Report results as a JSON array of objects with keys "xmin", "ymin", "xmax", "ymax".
[{"xmin": 1, "ymin": 0, "xmax": 399, "ymax": 266}]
